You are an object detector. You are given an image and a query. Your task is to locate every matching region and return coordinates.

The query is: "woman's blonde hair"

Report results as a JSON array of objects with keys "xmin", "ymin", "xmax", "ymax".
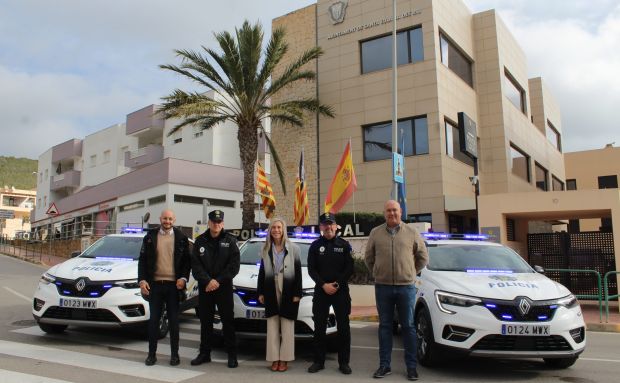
[{"xmin": 263, "ymin": 217, "xmax": 289, "ymax": 253}]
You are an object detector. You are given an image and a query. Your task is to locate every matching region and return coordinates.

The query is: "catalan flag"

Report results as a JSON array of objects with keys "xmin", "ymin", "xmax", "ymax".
[
  {"xmin": 294, "ymin": 149, "xmax": 309, "ymax": 226},
  {"xmin": 257, "ymin": 161, "xmax": 276, "ymax": 219},
  {"xmin": 324, "ymin": 140, "xmax": 357, "ymax": 214}
]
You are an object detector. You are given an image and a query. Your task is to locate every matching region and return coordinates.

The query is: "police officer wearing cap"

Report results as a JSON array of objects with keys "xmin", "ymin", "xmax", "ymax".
[
  {"xmin": 307, "ymin": 213, "xmax": 354, "ymax": 375},
  {"xmin": 190, "ymin": 210, "xmax": 240, "ymax": 368}
]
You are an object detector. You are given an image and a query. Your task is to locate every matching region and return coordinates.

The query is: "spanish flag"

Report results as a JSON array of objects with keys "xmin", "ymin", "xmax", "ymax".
[
  {"xmin": 257, "ymin": 161, "xmax": 276, "ymax": 219},
  {"xmin": 294, "ymin": 149, "xmax": 309, "ymax": 225},
  {"xmin": 324, "ymin": 141, "xmax": 357, "ymax": 213}
]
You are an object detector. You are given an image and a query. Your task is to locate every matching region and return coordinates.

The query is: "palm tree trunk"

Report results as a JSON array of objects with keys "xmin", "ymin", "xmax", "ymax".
[{"xmin": 238, "ymin": 123, "xmax": 258, "ymax": 229}]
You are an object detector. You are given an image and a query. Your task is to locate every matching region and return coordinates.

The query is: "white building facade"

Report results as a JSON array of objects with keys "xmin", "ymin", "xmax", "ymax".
[{"xmin": 33, "ymin": 91, "xmax": 270, "ymax": 238}]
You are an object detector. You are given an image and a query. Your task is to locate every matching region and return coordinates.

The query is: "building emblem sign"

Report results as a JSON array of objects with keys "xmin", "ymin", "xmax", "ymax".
[
  {"xmin": 328, "ymin": 9, "xmax": 421, "ymax": 40},
  {"xmin": 328, "ymin": 0, "xmax": 348, "ymax": 25}
]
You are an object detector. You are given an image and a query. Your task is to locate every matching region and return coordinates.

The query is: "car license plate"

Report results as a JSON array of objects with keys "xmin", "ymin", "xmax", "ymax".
[
  {"xmin": 245, "ymin": 309, "xmax": 266, "ymax": 319},
  {"xmin": 59, "ymin": 298, "xmax": 97, "ymax": 309},
  {"xmin": 501, "ymin": 324, "xmax": 550, "ymax": 336}
]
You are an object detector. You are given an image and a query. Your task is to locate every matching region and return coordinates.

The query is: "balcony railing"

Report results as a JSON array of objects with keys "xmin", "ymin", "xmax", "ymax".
[
  {"xmin": 124, "ymin": 145, "xmax": 164, "ymax": 169},
  {"xmin": 51, "ymin": 170, "xmax": 81, "ymax": 191}
]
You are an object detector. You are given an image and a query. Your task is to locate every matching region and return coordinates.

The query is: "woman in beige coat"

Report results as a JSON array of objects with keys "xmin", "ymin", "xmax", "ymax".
[{"xmin": 257, "ymin": 218, "xmax": 303, "ymax": 372}]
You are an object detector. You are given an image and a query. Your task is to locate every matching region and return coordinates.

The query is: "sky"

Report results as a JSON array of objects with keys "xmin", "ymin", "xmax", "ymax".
[{"xmin": 0, "ymin": 0, "xmax": 617, "ymax": 159}]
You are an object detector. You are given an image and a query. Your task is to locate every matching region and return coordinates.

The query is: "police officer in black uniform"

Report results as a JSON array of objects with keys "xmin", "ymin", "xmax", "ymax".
[
  {"xmin": 307, "ymin": 213, "xmax": 354, "ymax": 374},
  {"xmin": 190, "ymin": 210, "xmax": 241, "ymax": 368}
]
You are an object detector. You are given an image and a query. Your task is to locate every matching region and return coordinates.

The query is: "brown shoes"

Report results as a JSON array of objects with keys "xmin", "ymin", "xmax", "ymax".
[
  {"xmin": 271, "ymin": 361, "xmax": 279, "ymax": 372},
  {"xmin": 278, "ymin": 361, "xmax": 288, "ymax": 372},
  {"xmin": 269, "ymin": 361, "xmax": 289, "ymax": 372}
]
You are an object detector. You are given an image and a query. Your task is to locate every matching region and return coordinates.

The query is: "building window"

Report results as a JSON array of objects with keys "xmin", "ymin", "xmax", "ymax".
[
  {"xmin": 174, "ymin": 194, "xmax": 235, "ymax": 208},
  {"xmin": 363, "ymin": 116, "xmax": 428, "ymax": 162},
  {"xmin": 407, "ymin": 213, "xmax": 432, "ymax": 224},
  {"xmin": 598, "ymin": 175, "xmax": 618, "ymax": 189},
  {"xmin": 510, "ymin": 144, "xmax": 530, "ymax": 182},
  {"xmin": 506, "ymin": 218, "xmax": 516, "ymax": 241},
  {"xmin": 546, "ymin": 121, "xmax": 561, "ymax": 152},
  {"xmin": 361, "ymin": 26, "xmax": 423, "ymax": 74},
  {"xmin": 566, "ymin": 179, "xmax": 577, "ymax": 190},
  {"xmin": 103, "ymin": 150, "xmax": 111, "ymax": 163},
  {"xmin": 568, "ymin": 219, "xmax": 580, "ymax": 233},
  {"xmin": 445, "ymin": 119, "xmax": 474, "ymax": 166},
  {"xmin": 45, "ymin": 169, "xmax": 48, "ymax": 180},
  {"xmin": 535, "ymin": 162, "xmax": 548, "ymax": 191},
  {"xmin": 193, "ymin": 126, "xmax": 204, "ymax": 138},
  {"xmin": 148, "ymin": 195, "xmax": 166, "ymax": 205},
  {"xmin": 504, "ymin": 69, "xmax": 526, "ymax": 114},
  {"xmin": 552, "ymin": 175, "xmax": 564, "ymax": 191},
  {"xmin": 439, "ymin": 32, "xmax": 473, "ymax": 86},
  {"xmin": 90, "ymin": 155, "xmax": 97, "ymax": 167},
  {"xmin": 119, "ymin": 200, "xmax": 145, "ymax": 212},
  {"xmin": 173, "ymin": 138, "xmax": 183, "ymax": 144},
  {"xmin": 39, "ymin": 172, "xmax": 42, "ymax": 183}
]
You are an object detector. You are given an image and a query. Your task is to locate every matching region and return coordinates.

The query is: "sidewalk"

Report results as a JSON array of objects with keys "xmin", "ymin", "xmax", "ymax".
[{"xmin": 3, "ymin": 248, "xmax": 619, "ymax": 332}]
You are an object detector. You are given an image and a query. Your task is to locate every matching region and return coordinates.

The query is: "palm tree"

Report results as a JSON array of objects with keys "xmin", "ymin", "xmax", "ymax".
[{"xmin": 159, "ymin": 20, "xmax": 334, "ymax": 229}]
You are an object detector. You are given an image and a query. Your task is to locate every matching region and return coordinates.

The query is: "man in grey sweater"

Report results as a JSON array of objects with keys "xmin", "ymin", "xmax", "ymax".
[{"xmin": 365, "ymin": 200, "xmax": 428, "ymax": 381}]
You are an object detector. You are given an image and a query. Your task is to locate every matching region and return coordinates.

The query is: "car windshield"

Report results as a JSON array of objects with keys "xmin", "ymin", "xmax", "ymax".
[
  {"xmin": 80, "ymin": 236, "xmax": 144, "ymax": 260},
  {"xmin": 427, "ymin": 244, "xmax": 533, "ymax": 273},
  {"xmin": 240, "ymin": 241, "xmax": 311, "ymax": 266}
]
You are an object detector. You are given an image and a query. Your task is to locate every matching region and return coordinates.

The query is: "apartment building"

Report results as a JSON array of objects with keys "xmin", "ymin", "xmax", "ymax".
[
  {"xmin": 32, "ymin": 92, "xmax": 270, "ymax": 237},
  {"xmin": 0, "ymin": 187, "xmax": 35, "ymax": 239},
  {"xmin": 271, "ymin": 0, "xmax": 565, "ymax": 232}
]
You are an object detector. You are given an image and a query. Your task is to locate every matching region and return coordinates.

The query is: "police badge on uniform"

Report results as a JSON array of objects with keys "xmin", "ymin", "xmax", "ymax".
[{"xmin": 319, "ymin": 246, "xmax": 325, "ymax": 253}]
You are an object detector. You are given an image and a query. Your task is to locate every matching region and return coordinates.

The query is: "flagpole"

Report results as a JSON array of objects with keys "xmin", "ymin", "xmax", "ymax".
[
  {"xmin": 391, "ymin": 0, "xmax": 399, "ymax": 200},
  {"xmin": 349, "ymin": 137, "xmax": 356, "ymax": 223}
]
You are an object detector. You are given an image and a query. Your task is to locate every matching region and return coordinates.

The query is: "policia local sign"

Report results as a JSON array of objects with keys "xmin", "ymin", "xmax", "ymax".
[{"xmin": 229, "ymin": 222, "xmax": 370, "ymax": 241}]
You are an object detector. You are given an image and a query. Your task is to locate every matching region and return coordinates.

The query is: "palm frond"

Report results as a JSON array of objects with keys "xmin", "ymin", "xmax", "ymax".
[
  {"xmin": 267, "ymin": 46, "xmax": 323, "ymax": 96},
  {"xmin": 262, "ymin": 131, "xmax": 287, "ymax": 195}
]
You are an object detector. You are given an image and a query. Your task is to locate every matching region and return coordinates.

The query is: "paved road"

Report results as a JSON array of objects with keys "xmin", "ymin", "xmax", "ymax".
[{"xmin": 1, "ymin": 254, "xmax": 620, "ymax": 383}]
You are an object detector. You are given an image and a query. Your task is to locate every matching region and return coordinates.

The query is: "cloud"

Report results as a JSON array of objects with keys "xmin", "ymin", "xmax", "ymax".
[{"xmin": 464, "ymin": 0, "xmax": 620, "ymax": 151}]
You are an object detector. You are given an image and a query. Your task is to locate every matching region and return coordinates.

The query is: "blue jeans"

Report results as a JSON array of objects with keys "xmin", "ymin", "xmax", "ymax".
[{"xmin": 375, "ymin": 284, "xmax": 417, "ymax": 370}]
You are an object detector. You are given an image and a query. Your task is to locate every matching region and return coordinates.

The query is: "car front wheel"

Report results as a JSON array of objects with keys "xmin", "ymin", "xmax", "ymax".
[
  {"xmin": 415, "ymin": 307, "xmax": 439, "ymax": 366},
  {"xmin": 544, "ymin": 357, "xmax": 578, "ymax": 369},
  {"xmin": 38, "ymin": 323, "xmax": 68, "ymax": 334}
]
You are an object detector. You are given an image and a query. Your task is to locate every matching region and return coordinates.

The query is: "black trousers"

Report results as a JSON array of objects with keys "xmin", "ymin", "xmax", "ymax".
[
  {"xmin": 148, "ymin": 281, "xmax": 180, "ymax": 354},
  {"xmin": 198, "ymin": 283, "xmax": 236, "ymax": 355},
  {"xmin": 312, "ymin": 288, "xmax": 351, "ymax": 365}
]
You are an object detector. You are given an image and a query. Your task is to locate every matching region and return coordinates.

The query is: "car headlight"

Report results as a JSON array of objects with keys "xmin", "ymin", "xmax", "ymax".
[
  {"xmin": 554, "ymin": 294, "xmax": 578, "ymax": 309},
  {"xmin": 114, "ymin": 279, "xmax": 140, "ymax": 289},
  {"xmin": 435, "ymin": 290, "xmax": 482, "ymax": 314},
  {"xmin": 302, "ymin": 288, "xmax": 314, "ymax": 297},
  {"xmin": 40, "ymin": 272, "xmax": 56, "ymax": 285}
]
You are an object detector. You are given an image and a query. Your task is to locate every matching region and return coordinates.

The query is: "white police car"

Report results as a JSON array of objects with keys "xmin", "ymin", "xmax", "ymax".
[
  {"xmin": 32, "ymin": 230, "xmax": 199, "ymax": 338},
  {"xmin": 415, "ymin": 234, "xmax": 586, "ymax": 369},
  {"xmin": 215, "ymin": 233, "xmax": 337, "ymax": 339}
]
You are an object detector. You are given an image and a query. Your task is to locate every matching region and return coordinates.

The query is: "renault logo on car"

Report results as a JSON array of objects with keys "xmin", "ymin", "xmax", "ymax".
[
  {"xmin": 75, "ymin": 278, "xmax": 86, "ymax": 292},
  {"xmin": 518, "ymin": 297, "xmax": 531, "ymax": 315}
]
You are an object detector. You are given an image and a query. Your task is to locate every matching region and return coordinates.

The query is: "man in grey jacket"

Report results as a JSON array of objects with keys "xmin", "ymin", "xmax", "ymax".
[{"xmin": 365, "ymin": 200, "xmax": 428, "ymax": 381}]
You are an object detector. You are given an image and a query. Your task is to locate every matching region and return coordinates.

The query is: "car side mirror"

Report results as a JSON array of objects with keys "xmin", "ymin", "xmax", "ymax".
[
  {"xmin": 533, "ymin": 265, "xmax": 545, "ymax": 273},
  {"xmin": 70, "ymin": 251, "xmax": 81, "ymax": 258}
]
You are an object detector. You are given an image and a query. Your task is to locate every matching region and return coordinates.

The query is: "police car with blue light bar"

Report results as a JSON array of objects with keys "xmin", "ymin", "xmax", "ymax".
[
  {"xmin": 415, "ymin": 233, "xmax": 585, "ymax": 369},
  {"xmin": 214, "ymin": 230, "xmax": 338, "ymax": 339},
  {"xmin": 32, "ymin": 229, "xmax": 199, "ymax": 338}
]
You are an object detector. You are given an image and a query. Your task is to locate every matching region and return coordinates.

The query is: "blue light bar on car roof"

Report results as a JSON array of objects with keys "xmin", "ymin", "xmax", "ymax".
[
  {"xmin": 422, "ymin": 232, "xmax": 489, "ymax": 241},
  {"xmin": 254, "ymin": 230, "xmax": 319, "ymax": 239},
  {"xmin": 120, "ymin": 227, "xmax": 143, "ymax": 234}
]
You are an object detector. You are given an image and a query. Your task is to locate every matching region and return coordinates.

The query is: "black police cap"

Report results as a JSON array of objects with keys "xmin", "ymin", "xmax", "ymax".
[
  {"xmin": 208, "ymin": 210, "xmax": 224, "ymax": 221},
  {"xmin": 319, "ymin": 212, "xmax": 336, "ymax": 224}
]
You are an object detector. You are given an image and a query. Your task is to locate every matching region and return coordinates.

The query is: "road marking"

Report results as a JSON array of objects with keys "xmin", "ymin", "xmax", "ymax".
[
  {"xmin": 2, "ymin": 286, "xmax": 31, "ymax": 302},
  {"xmin": 179, "ymin": 322, "xmax": 201, "ymax": 331},
  {"xmin": 0, "ymin": 340, "xmax": 202, "ymax": 382},
  {"xmin": 12, "ymin": 326, "xmax": 233, "ymax": 363},
  {"xmin": 0, "ymin": 369, "xmax": 74, "ymax": 383},
  {"xmin": 580, "ymin": 357, "xmax": 620, "ymax": 363},
  {"xmin": 350, "ymin": 323, "xmax": 369, "ymax": 328}
]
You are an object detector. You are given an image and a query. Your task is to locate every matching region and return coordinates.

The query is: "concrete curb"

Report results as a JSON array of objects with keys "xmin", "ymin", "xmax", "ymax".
[
  {"xmin": 350, "ymin": 314, "xmax": 379, "ymax": 322},
  {"xmin": 1, "ymin": 251, "xmax": 42, "ymax": 266},
  {"xmin": 586, "ymin": 323, "xmax": 620, "ymax": 333}
]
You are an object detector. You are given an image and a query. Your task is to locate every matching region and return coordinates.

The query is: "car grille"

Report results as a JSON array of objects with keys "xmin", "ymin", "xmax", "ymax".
[
  {"xmin": 43, "ymin": 307, "xmax": 120, "ymax": 322},
  {"xmin": 482, "ymin": 297, "xmax": 557, "ymax": 322},
  {"xmin": 472, "ymin": 335, "xmax": 572, "ymax": 351},
  {"xmin": 234, "ymin": 288, "xmax": 263, "ymax": 307},
  {"xmin": 54, "ymin": 277, "xmax": 113, "ymax": 298}
]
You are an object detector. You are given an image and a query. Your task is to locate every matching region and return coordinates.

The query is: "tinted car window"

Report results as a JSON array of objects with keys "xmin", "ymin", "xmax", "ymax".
[
  {"xmin": 240, "ymin": 241, "xmax": 311, "ymax": 266},
  {"xmin": 80, "ymin": 236, "xmax": 144, "ymax": 260},
  {"xmin": 427, "ymin": 244, "xmax": 533, "ymax": 273}
]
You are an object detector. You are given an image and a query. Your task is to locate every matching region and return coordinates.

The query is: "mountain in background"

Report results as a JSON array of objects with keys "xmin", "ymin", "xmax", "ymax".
[{"xmin": 0, "ymin": 156, "xmax": 38, "ymax": 190}]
